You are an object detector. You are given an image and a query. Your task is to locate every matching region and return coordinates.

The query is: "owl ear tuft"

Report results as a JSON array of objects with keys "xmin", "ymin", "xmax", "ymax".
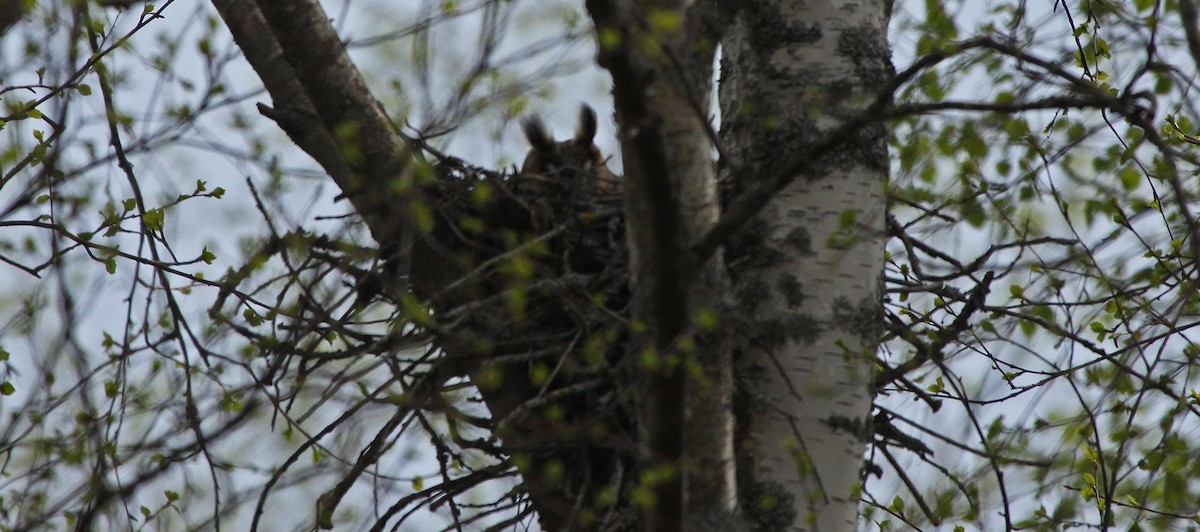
[
  {"xmin": 575, "ymin": 105, "xmax": 598, "ymax": 146},
  {"xmin": 522, "ymin": 115, "xmax": 555, "ymax": 153}
]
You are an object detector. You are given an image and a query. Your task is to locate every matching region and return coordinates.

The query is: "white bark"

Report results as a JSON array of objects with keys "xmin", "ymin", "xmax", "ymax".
[
  {"xmin": 721, "ymin": 1, "xmax": 891, "ymax": 530},
  {"xmin": 664, "ymin": 91, "xmax": 738, "ymax": 524}
]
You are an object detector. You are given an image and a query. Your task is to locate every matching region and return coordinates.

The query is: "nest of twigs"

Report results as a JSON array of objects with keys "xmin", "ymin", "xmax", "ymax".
[{"xmin": 407, "ymin": 155, "xmax": 637, "ymax": 528}]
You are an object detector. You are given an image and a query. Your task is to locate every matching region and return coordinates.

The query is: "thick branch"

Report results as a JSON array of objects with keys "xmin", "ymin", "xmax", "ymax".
[
  {"xmin": 211, "ymin": 1, "xmax": 354, "ymax": 193},
  {"xmin": 1180, "ymin": 0, "xmax": 1200, "ymax": 73},
  {"xmin": 588, "ymin": 0, "xmax": 733, "ymax": 529},
  {"xmin": 216, "ymin": 0, "xmax": 418, "ymax": 263},
  {"xmin": 586, "ymin": 1, "xmax": 689, "ymax": 527}
]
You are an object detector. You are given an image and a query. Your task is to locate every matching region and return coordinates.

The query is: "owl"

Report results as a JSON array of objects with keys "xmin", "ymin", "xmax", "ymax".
[{"xmin": 520, "ymin": 105, "xmax": 619, "ymax": 195}]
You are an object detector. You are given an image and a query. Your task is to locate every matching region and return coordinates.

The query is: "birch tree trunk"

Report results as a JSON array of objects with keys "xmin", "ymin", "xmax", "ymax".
[{"xmin": 720, "ymin": 1, "xmax": 892, "ymax": 530}]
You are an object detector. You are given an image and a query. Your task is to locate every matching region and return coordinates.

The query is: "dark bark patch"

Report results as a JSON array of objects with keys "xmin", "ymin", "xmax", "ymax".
[
  {"xmin": 824, "ymin": 414, "xmax": 873, "ymax": 443},
  {"xmin": 755, "ymin": 317, "xmax": 791, "ymax": 350},
  {"xmin": 777, "ymin": 275, "xmax": 805, "ymax": 307},
  {"xmin": 739, "ymin": 117, "xmax": 825, "ymax": 181},
  {"xmin": 725, "ymin": 217, "xmax": 769, "ymax": 265},
  {"xmin": 743, "ymin": 2, "xmax": 822, "ymax": 53},
  {"xmin": 742, "ymin": 245, "xmax": 788, "ymax": 271},
  {"xmin": 783, "ymin": 313, "xmax": 823, "ymax": 344},
  {"xmin": 784, "ymin": 226, "xmax": 814, "ymax": 255},
  {"xmin": 847, "ymin": 122, "xmax": 891, "ymax": 172},
  {"xmin": 734, "ymin": 360, "xmax": 768, "ymax": 402},
  {"xmin": 736, "ymin": 276, "xmax": 771, "ymax": 314},
  {"xmin": 832, "ymin": 294, "xmax": 885, "ymax": 342},
  {"xmin": 757, "ymin": 313, "xmax": 822, "ymax": 349},
  {"xmin": 836, "ymin": 25, "xmax": 894, "ymax": 87},
  {"xmin": 740, "ymin": 479, "xmax": 799, "ymax": 530}
]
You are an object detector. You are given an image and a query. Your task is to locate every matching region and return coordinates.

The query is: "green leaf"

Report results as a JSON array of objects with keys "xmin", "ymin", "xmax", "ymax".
[
  {"xmin": 960, "ymin": 123, "xmax": 987, "ymax": 158},
  {"xmin": 647, "ymin": 8, "xmax": 683, "ymax": 33},
  {"xmin": 838, "ymin": 209, "xmax": 859, "ymax": 227},
  {"xmin": 143, "ymin": 208, "xmax": 165, "ymax": 231},
  {"xmin": 0, "ymin": 381, "xmax": 14, "ymax": 396},
  {"xmin": 242, "ymin": 308, "xmax": 263, "ymax": 327},
  {"xmin": 1117, "ymin": 166, "xmax": 1141, "ymax": 191},
  {"xmin": 926, "ymin": 376, "xmax": 945, "ymax": 393},
  {"xmin": 695, "ymin": 308, "xmax": 719, "ymax": 331}
]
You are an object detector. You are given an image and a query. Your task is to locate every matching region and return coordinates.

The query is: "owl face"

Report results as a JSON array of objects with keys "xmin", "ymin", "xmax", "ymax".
[{"xmin": 520, "ymin": 105, "xmax": 619, "ymax": 194}]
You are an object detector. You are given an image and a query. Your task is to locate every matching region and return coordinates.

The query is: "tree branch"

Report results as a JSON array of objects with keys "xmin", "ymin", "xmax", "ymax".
[{"xmin": 215, "ymin": 0, "xmax": 419, "ymax": 275}]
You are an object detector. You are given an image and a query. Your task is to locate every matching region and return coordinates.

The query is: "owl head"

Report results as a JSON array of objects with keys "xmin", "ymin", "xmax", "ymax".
[{"xmin": 520, "ymin": 105, "xmax": 618, "ymax": 194}]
